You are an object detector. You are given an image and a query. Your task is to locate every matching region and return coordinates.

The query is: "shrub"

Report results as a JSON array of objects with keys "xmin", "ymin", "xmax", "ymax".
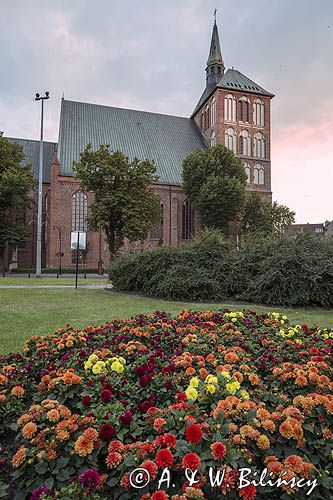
[{"xmin": 108, "ymin": 233, "xmax": 333, "ymax": 307}]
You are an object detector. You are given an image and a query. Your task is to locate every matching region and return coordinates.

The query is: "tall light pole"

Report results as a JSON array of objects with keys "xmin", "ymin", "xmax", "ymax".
[{"xmin": 35, "ymin": 91, "xmax": 50, "ymax": 277}]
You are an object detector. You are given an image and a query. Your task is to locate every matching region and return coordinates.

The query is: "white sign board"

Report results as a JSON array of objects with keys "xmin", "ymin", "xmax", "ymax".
[{"xmin": 71, "ymin": 231, "xmax": 87, "ymax": 250}]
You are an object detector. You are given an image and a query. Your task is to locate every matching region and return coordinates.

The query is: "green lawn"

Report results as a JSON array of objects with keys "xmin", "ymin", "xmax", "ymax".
[{"xmin": 0, "ymin": 287, "xmax": 332, "ymax": 354}]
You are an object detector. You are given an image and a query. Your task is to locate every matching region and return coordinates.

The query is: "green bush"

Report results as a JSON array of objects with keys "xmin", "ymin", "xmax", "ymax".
[{"xmin": 108, "ymin": 232, "xmax": 333, "ymax": 307}]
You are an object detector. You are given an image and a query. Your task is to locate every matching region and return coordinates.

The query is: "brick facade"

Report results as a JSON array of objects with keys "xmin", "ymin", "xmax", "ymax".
[{"xmin": 193, "ymin": 89, "xmax": 272, "ymax": 202}]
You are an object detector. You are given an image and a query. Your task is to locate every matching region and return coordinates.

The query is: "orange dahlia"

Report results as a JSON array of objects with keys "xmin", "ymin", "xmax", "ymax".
[
  {"xmin": 106, "ymin": 451, "xmax": 123, "ymax": 469},
  {"xmin": 74, "ymin": 436, "xmax": 94, "ymax": 457},
  {"xmin": 12, "ymin": 446, "xmax": 27, "ymax": 468},
  {"xmin": 22, "ymin": 422, "xmax": 38, "ymax": 440}
]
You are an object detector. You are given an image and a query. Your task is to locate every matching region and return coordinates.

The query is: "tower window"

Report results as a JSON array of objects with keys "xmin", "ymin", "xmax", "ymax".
[
  {"xmin": 239, "ymin": 130, "xmax": 251, "ymax": 156},
  {"xmin": 238, "ymin": 96, "xmax": 250, "ymax": 123},
  {"xmin": 224, "ymin": 94, "xmax": 236, "ymax": 122},
  {"xmin": 254, "ymin": 164, "xmax": 265, "ymax": 185},
  {"xmin": 253, "ymin": 99, "xmax": 265, "ymax": 126},
  {"xmin": 210, "ymin": 129, "xmax": 216, "ymax": 147},
  {"xmin": 225, "ymin": 127, "xmax": 237, "ymax": 154},
  {"xmin": 244, "ymin": 162, "xmax": 251, "ymax": 184},
  {"xmin": 149, "ymin": 203, "xmax": 164, "ymax": 241},
  {"xmin": 254, "ymin": 132, "xmax": 265, "ymax": 159}
]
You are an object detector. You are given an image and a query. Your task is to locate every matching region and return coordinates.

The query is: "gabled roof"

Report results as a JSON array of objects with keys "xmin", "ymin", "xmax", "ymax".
[
  {"xmin": 7, "ymin": 137, "xmax": 56, "ymax": 183},
  {"xmin": 58, "ymin": 99, "xmax": 207, "ymax": 185},
  {"xmin": 192, "ymin": 68, "xmax": 274, "ymax": 116}
]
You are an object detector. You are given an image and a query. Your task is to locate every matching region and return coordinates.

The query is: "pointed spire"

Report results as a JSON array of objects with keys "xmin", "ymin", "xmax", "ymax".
[{"xmin": 206, "ymin": 12, "xmax": 225, "ymax": 86}]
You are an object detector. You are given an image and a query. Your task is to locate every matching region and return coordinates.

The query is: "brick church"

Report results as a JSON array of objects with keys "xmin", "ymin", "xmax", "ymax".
[{"xmin": 6, "ymin": 20, "xmax": 274, "ymax": 271}]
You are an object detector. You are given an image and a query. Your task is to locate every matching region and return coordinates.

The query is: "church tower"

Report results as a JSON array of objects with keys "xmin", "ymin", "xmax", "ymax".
[{"xmin": 192, "ymin": 17, "xmax": 274, "ymax": 203}]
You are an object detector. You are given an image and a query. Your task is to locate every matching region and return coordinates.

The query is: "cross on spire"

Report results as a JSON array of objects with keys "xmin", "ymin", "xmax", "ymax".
[{"xmin": 214, "ymin": 8, "xmax": 217, "ymax": 24}]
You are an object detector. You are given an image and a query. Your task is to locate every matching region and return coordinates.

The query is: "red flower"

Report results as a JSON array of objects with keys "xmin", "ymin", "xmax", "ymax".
[
  {"xmin": 140, "ymin": 375, "xmax": 150, "ymax": 388},
  {"xmin": 100, "ymin": 390, "xmax": 112, "ymax": 403},
  {"xmin": 162, "ymin": 433, "xmax": 176, "ymax": 448},
  {"xmin": 239, "ymin": 484, "xmax": 256, "ymax": 500},
  {"xmin": 181, "ymin": 452, "xmax": 201, "ymax": 470},
  {"xmin": 155, "ymin": 449, "xmax": 174, "ymax": 468},
  {"xmin": 141, "ymin": 460, "xmax": 158, "ymax": 480},
  {"xmin": 82, "ymin": 395, "xmax": 91, "ymax": 407},
  {"xmin": 80, "ymin": 469, "xmax": 101, "ymax": 492},
  {"xmin": 99, "ymin": 423, "xmax": 115, "ymax": 440},
  {"xmin": 176, "ymin": 392, "xmax": 186, "ymax": 402},
  {"xmin": 151, "ymin": 491, "xmax": 169, "ymax": 500},
  {"xmin": 211, "ymin": 441, "xmax": 227, "ymax": 461},
  {"xmin": 119, "ymin": 411, "xmax": 132, "ymax": 425},
  {"xmin": 185, "ymin": 424, "xmax": 202, "ymax": 444}
]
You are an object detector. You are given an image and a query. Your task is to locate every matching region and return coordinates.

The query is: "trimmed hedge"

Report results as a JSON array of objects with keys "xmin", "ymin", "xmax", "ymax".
[{"xmin": 108, "ymin": 232, "xmax": 333, "ymax": 307}]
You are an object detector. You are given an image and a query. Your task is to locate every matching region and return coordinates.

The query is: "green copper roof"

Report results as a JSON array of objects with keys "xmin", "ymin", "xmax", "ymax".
[
  {"xmin": 58, "ymin": 99, "xmax": 207, "ymax": 185},
  {"xmin": 7, "ymin": 137, "xmax": 56, "ymax": 183},
  {"xmin": 193, "ymin": 68, "xmax": 274, "ymax": 116},
  {"xmin": 206, "ymin": 21, "xmax": 224, "ymax": 67}
]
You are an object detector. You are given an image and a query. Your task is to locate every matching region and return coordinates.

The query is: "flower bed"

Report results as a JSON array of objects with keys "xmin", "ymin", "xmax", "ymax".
[{"xmin": 0, "ymin": 310, "xmax": 332, "ymax": 499}]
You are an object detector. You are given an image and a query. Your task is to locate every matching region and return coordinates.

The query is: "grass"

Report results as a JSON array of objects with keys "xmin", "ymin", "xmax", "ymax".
[{"xmin": 0, "ymin": 287, "xmax": 332, "ymax": 354}]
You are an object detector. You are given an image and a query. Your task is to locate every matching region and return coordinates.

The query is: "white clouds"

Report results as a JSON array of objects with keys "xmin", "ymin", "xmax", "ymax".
[{"xmin": 0, "ymin": 0, "xmax": 332, "ymax": 221}]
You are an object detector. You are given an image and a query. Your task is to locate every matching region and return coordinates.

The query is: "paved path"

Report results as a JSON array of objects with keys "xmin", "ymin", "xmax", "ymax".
[{"xmin": 0, "ymin": 284, "xmax": 113, "ymax": 289}]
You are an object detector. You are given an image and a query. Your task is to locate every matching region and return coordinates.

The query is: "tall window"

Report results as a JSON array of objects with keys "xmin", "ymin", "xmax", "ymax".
[
  {"xmin": 254, "ymin": 132, "xmax": 265, "ymax": 158},
  {"xmin": 253, "ymin": 99, "xmax": 264, "ymax": 126},
  {"xmin": 210, "ymin": 129, "xmax": 216, "ymax": 147},
  {"xmin": 72, "ymin": 191, "xmax": 88, "ymax": 232},
  {"xmin": 254, "ymin": 164, "xmax": 265, "ymax": 185},
  {"xmin": 244, "ymin": 162, "xmax": 251, "ymax": 184},
  {"xmin": 238, "ymin": 96, "xmax": 250, "ymax": 122},
  {"xmin": 149, "ymin": 203, "xmax": 164, "ymax": 241},
  {"xmin": 225, "ymin": 127, "xmax": 237, "ymax": 153},
  {"xmin": 224, "ymin": 94, "xmax": 236, "ymax": 122},
  {"xmin": 239, "ymin": 130, "xmax": 251, "ymax": 156},
  {"xmin": 182, "ymin": 200, "xmax": 195, "ymax": 240},
  {"xmin": 210, "ymin": 97, "xmax": 216, "ymax": 126}
]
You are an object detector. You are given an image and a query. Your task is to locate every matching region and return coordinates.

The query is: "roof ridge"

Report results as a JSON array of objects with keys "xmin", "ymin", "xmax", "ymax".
[{"xmin": 62, "ymin": 98, "xmax": 191, "ymax": 121}]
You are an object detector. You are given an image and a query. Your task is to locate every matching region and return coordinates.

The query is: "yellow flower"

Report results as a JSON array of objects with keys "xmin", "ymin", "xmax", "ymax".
[
  {"xmin": 240, "ymin": 390, "xmax": 250, "ymax": 400},
  {"xmin": 189, "ymin": 377, "xmax": 199, "ymax": 388},
  {"xmin": 118, "ymin": 357, "xmax": 126, "ymax": 365},
  {"xmin": 88, "ymin": 354, "xmax": 98, "ymax": 363},
  {"xmin": 221, "ymin": 371, "xmax": 230, "ymax": 379},
  {"xmin": 111, "ymin": 361, "xmax": 124, "ymax": 373},
  {"xmin": 205, "ymin": 384, "xmax": 216, "ymax": 394},
  {"xmin": 205, "ymin": 375, "xmax": 218, "ymax": 385},
  {"xmin": 282, "ymin": 315, "xmax": 288, "ymax": 320},
  {"xmin": 295, "ymin": 339, "xmax": 302, "ymax": 345},
  {"xmin": 226, "ymin": 381, "xmax": 240, "ymax": 395},
  {"xmin": 185, "ymin": 386, "xmax": 198, "ymax": 401},
  {"xmin": 92, "ymin": 361, "xmax": 106, "ymax": 374},
  {"xmin": 84, "ymin": 360, "xmax": 92, "ymax": 370}
]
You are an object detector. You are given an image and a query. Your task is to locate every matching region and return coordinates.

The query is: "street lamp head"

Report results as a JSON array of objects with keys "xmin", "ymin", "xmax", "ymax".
[
  {"xmin": 45, "ymin": 91, "xmax": 49, "ymax": 98},
  {"xmin": 35, "ymin": 93, "xmax": 40, "ymax": 100}
]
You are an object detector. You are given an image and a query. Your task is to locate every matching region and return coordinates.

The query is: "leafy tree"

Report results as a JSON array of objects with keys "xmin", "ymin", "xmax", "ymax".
[
  {"xmin": 182, "ymin": 144, "xmax": 247, "ymax": 233},
  {"xmin": 242, "ymin": 191, "xmax": 295, "ymax": 235},
  {"xmin": 73, "ymin": 145, "xmax": 162, "ymax": 258},
  {"xmin": 0, "ymin": 136, "xmax": 35, "ymax": 268}
]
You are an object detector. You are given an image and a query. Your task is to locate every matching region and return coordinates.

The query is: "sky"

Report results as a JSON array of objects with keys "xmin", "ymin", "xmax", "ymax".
[{"xmin": 0, "ymin": 0, "xmax": 332, "ymax": 223}]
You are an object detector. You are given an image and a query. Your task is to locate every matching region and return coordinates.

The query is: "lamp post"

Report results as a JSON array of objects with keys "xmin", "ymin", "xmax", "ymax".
[{"xmin": 35, "ymin": 91, "xmax": 50, "ymax": 277}]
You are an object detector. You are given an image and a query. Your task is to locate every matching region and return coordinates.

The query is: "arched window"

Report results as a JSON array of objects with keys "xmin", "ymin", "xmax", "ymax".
[
  {"xmin": 210, "ymin": 129, "xmax": 216, "ymax": 147},
  {"xmin": 238, "ymin": 96, "xmax": 250, "ymax": 122},
  {"xmin": 200, "ymin": 111, "xmax": 204, "ymax": 131},
  {"xmin": 239, "ymin": 130, "xmax": 251, "ymax": 156},
  {"xmin": 149, "ymin": 203, "xmax": 163, "ymax": 241},
  {"xmin": 225, "ymin": 127, "xmax": 237, "ymax": 154},
  {"xmin": 182, "ymin": 200, "xmax": 195, "ymax": 240},
  {"xmin": 224, "ymin": 94, "xmax": 236, "ymax": 122},
  {"xmin": 253, "ymin": 99, "xmax": 264, "ymax": 126},
  {"xmin": 244, "ymin": 162, "xmax": 251, "ymax": 184},
  {"xmin": 210, "ymin": 97, "xmax": 216, "ymax": 126},
  {"xmin": 72, "ymin": 191, "xmax": 88, "ymax": 232},
  {"xmin": 254, "ymin": 164, "xmax": 265, "ymax": 185},
  {"xmin": 254, "ymin": 132, "xmax": 265, "ymax": 158}
]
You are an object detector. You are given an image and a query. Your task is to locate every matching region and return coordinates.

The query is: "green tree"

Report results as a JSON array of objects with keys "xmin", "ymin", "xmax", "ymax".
[
  {"xmin": 0, "ymin": 136, "xmax": 35, "ymax": 268},
  {"xmin": 73, "ymin": 145, "xmax": 162, "ymax": 258},
  {"xmin": 242, "ymin": 191, "xmax": 295, "ymax": 235},
  {"xmin": 182, "ymin": 144, "xmax": 247, "ymax": 233}
]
